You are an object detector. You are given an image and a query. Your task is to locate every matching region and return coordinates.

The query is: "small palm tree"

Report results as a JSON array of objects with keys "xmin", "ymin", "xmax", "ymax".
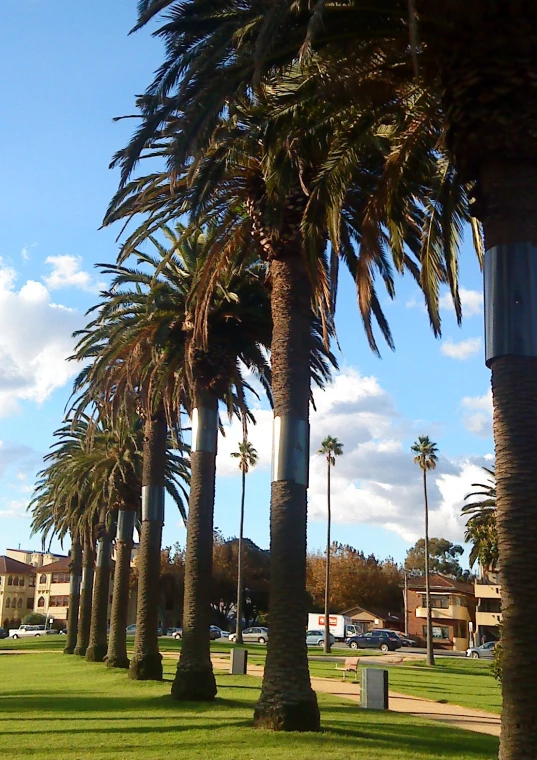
[
  {"xmin": 230, "ymin": 439, "xmax": 259, "ymax": 645},
  {"xmin": 462, "ymin": 467, "xmax": 497, "ymax": 571},
  {"xmin": 317, "ymin": 436, "xmax": 343, "ymax": 654},
  {"xmin": 411, "ymin": 436, "xmax": 438, "ymax": 667}
]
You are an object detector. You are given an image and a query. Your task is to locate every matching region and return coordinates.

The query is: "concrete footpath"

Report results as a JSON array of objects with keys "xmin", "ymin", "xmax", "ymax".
[{"xmin": 204, "ymin": 654, "xmax": 501, "ymax": 737}]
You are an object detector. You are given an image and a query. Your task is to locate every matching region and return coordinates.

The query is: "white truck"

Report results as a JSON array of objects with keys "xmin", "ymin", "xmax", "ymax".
[
  {"xmin": 9, "ymin": 625, "xmax": 57, "ymax": 639},
  {"xmin": 307, "ymin": 613, "xmax": 361, "ymax": 641}
]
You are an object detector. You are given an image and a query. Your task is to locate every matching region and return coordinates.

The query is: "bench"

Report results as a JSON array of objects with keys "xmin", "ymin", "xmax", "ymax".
[{"xmin": 335, "ymin": 656, "xmax": 359, "ymax": 680}]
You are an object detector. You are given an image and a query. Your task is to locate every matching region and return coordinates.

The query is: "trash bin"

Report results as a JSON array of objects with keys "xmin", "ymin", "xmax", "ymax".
[
  {"xmin": 360, "ymin": 668, "xmax": 388, "ymax": 709},
  {"xmin": 229, "ymin": 648, "xmax": 248, "ymax": 675}
]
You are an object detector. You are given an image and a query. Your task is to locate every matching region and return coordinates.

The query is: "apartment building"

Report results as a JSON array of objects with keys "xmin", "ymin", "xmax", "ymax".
[
  {"xmin": 0, "ymin": 556, "xmax": 36, "ymax": 631},
  {"xmin": 406, "ymin": 574, "xmax": 476, "ymax": 651},
  {"xmin": 6, "ymin": 548, "xmax": 66, "ymax": 568},
  {"xmin": 474, "ymin": 567, "xmax": 502, "ymax": 644}
]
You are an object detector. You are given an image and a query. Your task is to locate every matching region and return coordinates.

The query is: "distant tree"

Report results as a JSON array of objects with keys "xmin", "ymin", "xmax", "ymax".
[
  {"xmin": 212, "ymin": 535, "xmax": 269, "ymax": 628},
  {"xmin": 461, "ymin": 467, "xmax": 498, "ymax": 571},
  {"xmin": 411, "ymin": 435, "xmax": 438, "ymax": 667},
  {"xmin": 317, "ymin": 436, "xmax": 344, "ymax": 653},
  {"xmin": 230, "ymin": 439, "xmax": 259, "ymax": 645},
  {"xmin": 307, "ymin": 544, "xmax": 403, "ymax": 614},
  {"xmin": 405, "ymin": 538, "xmax": 466, "ymax": 579},
  {"xmin": 22, "ymin": 613, "xmax": 46, "ymax": 626}
]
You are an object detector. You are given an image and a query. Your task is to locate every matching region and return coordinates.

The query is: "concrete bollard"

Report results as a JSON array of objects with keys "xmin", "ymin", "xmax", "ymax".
[
  {"xmin": 360, "ymin": 668, "xmax": 388, "ymax": 710},
  {"xmin": 229, "ymin": 648, "xmax": 248, "ymax": 675}
]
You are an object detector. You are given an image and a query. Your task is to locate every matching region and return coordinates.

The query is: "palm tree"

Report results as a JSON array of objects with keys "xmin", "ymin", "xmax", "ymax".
[
  {"xmin": 101, "ymin": 1, "xmax": 471, "ymax": 730},
  {"xmin": 317, "ymin": 436, "xmax": 343, "ymax": 655},
  {"xmin": 230, "ymin": 439, "xmax": 259, "ymax": 645},
  {"xmin": 72, "ymin": 226, "xmax": 284, "ymax": 695},
  {"xmin": 462, "ymin": 467, "xmax": 498, "ymax": 571},
  {"xmin": 412, "ymin": 436, "xmax": 439, "ymax": 667}
]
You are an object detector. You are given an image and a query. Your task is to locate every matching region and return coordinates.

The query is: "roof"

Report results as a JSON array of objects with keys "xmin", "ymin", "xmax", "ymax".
[
  {"xmin": 0, "ymin": 556, "xmax": 36, "ymax": 575},
  {"xmin": 407, "ymin": 574, "xmax": 474, "ymax": 594},
  {"xmin": 38, "ymin": 556, "xmax": 72, "ymax": 573},
  {"xmin": 342, "ymin": 605, "xmax": 402, "ymax": 622}
]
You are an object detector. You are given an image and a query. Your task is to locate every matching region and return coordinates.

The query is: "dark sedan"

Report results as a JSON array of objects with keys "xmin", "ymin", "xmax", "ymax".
[
  {"xmin": 0, "ymin": 627, "xmax": 7, "ymax": 639},
  {"xmin": 346, "ymin": 630, "xmax": 402, "ymax": 652}
]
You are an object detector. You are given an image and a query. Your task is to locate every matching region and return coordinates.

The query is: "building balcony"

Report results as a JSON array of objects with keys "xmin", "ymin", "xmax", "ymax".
[
  {"xmin": 474, "ymin": 583, "xmax": 501, "ymax": 600},
  {"xmin": 476, "ymin": 611, "xmax": 502, "ymax": 627},
  {"xmin": 415, "ymin": 605, "xmax": 471, "ymax": 622}
]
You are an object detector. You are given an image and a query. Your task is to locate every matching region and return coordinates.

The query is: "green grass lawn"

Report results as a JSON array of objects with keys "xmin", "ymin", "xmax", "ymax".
[
  {"xmin": 0, "ymin": 653, "xmax": 497, "ymax": 760},
  {"xmin": 303, "ymin": 658, "xmax": 502, "ymax": 714}
]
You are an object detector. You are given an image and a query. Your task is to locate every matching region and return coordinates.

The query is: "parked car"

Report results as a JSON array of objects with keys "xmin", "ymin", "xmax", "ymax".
[
  {"xmin": 168, "ymin": 627, "xmax": 182, "ymax": 638},
  {"xmin": 375, "ymin": 629, "xmax": 415, "ymax": 647},
  {"xmin": 9, "ymin": 625, "xmax": 58, "ymax": 639},
  {"xmin": 466, "ymin": 641, "xmax": 496, "ymax": 659},
  {"xmin": 229, "ymin": 626, "xmax": 268, "ymax": 644},
  {"xmin": 126, "ymin": 624, "xmax": 136, "ymax": 636},
  {"xmin": 306, "ymin": 630, "xmax": 335, "ymax": 647},
  {"xmin": 211, "ymin": 626, "xmax": 229, "ymax": 639},
  {"xmin": 346, "ymin": 630, "xmax": 402, "ymax": 652},
  {"xmin": 0, "ymin": 627, "xmax": 7, "ymax": 639}
]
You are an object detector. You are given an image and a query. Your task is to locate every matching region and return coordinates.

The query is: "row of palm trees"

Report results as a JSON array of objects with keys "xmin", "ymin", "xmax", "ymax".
[{"xmin": 31, "ymin": 1, "xmax": 536, "ymax": 752}]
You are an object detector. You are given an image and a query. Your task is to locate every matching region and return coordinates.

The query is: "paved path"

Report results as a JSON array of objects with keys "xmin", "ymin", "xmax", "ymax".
[{"xmin": 203, "ymin": 654, "xmax": 501, "ymax": 737}]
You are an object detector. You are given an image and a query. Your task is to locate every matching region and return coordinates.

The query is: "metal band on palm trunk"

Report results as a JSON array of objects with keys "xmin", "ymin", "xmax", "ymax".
[
  {"xmin": 191, "ymin": 406, "xmax": 218, "ymax": 453},
  {"xmin": 96, "ymin": 541, "xmax": 111, "ymax": 568},
  {"xmin": 142, "ymin": 485, "xmax": 165, "ymax": 523},
  {"xmin": 271, "ymin": 415, "xmax": 309, "ymax": 486},
  {"xmin": 484, "ymin": 242, "xmax": 537, "ymax": 366},
  {"xmin": 117, "ymin": 510, "xmax": 135, "ymax": 542}
]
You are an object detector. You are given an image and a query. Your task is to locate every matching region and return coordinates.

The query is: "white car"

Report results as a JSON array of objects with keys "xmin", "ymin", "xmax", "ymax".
[
  {"xmin": 9, "ymin": 625, "xmax": 56, "ymax": 639},
  {"xmin": 229, "ymin": 627, "xmax": 268, "ymax": 644}
]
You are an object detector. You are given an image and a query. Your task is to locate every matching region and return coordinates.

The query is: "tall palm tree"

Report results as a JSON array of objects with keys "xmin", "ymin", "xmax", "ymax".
[
  {"xmin": 412, "ymin": 435, "xmax": 439, "ymax": 667},
  {"xmin": 317, "ymin": 436, "xmax": 343, "ymax": 655},
  {"xmin": 72, "ymin": 226, "xmax": 288, "ymax": 696},
  {"xmin": 102, "ymin": 1, "xmax": 470, "ymax": 730},
  {"xmin": 462, "ymin": 467, "xmax": 498, "ymax": 571},
  {"xmin": 230, "ymin": 439, "xmax": 259, "ymax": 645}
]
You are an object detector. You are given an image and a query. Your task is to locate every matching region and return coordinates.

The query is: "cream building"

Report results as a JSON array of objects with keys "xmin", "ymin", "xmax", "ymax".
[
  {"xmin": 0, "ymin": 556, "xmax": 36, "ymax": 631},
  {"xmin": 6, "ymin": 548, "xmax": 65, "ymax": 568}
]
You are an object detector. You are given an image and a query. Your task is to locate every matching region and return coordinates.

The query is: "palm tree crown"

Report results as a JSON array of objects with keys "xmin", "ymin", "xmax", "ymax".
[
  {"xmin": 411, "ymin": 436, "xmax": 439, "ymax": 472},
  {"xmin": 318, "ymin": 436, "xmax": 344, "ymax": 466},
  {"xmin": 462, "ymin": 466, "xmax": 498, "ymax": 570},
  {"xmin": 231, "ymin": 441, "xmax": 259, "ymax": 474}
]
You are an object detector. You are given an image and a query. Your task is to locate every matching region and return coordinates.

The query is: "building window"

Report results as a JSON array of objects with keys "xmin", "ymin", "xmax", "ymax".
[
  {"xmin": 39, "ymin": 574, "xmax": 47, "ymax": 585},
  {"xmin": 13, "ymin": 577, "xmax": 19, "ymax": 587},
  {"xmin": 7, "ymin": 576, "xmax": 13, "ymax": 586},
  {"xmin": 51, "ymin": 572, "xmax": 69, "ymax": 584},
  {"xmin": 422, "ymin": 595, "xmax": 449, "ymax": 609},
  {"xmin": 37, "ymin": 596, "xmax": 45, "ymax": 608},
  {"xmin": 423, "ymin": 625, "xmax": 450, "ymax": 640},
  {"xmin": 5, "ymin": 598, "xmax": 10, "ymax": 608},
  {"xmin": 27, "ymin": 598, "xmax": 34, "ymax": 610},
  {"xmin": 29, "ymin": 576, "xmax": 35, "ymax": 588},
  {"xmin": 17, "ymin": 598, "xmax": 22, "ymax": 609},
  {"xmin": 50, "ymin": 596, "xmax": 69, "ymax": 607},
  {"xmin": 19, "ymin": 577, "xmax": 25, "ymax": 587}
]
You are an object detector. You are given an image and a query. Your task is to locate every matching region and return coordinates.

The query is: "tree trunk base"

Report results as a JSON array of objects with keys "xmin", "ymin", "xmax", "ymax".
[
  {"xmin": 63, "ymin": 646, "xmax": 75, "ymax": 655},
  {"xmin": 74, "ymin": 645, "xmax": 88, "ymax": 657},
  {"xmin": 85, "ymin": 644, "xmax": 108, "ymax": 663},
  {"xmin": 128, "ymin": 653, "xmax": 163, "ymax": 681},
  {"xmin": 107, "ymin": 655, "xmax": 130, "ymax": 670},
  {"xmin": 171, "ymin": 666, "xmax": 217, "ymax": 701},
  {"xmin": 253, "ymin": 696, "xmax": 321, "ymax": 732}
]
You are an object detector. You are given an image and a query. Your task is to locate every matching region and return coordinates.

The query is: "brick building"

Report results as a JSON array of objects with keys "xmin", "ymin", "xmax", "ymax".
[{"xmin": 406, "ymin": 574, "xmax": 476, "ymax": 651}]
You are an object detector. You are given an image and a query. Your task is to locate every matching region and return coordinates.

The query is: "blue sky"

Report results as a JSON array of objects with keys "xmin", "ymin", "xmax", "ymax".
[{"xmin": 0, "ymin": 2, "xmax": 493, "ymax": 567}]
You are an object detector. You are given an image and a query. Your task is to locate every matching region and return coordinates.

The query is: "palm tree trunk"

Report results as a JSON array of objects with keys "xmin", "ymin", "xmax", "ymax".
[
  {"xmin": 107, "ymin": 508, "xmax": 135, "ymax": 669},
  {"xmin": 235, "ymin": 467, "xmax": 246, "ymax": 646},
  {"xmin": 86, "ymin": 507, "xmax": 112, "ymax": 662},
  {"xmin": 171, "ymin": 388, "xmax": 217, "ymax": 701},
  {"xmin": 64, "ymin": 531, "xmax": 82, "ymax": 655},
  {"xmin": 254, "ymin": 254, "xmax": 320, "ymax": 732},
  {"xmin": 323, "ymin": 459, "xmax": 331, "ymax": 655},
  {"xmin": 423, "ymin": 468, "xmax": 435, "ymax": 667},
  {"xmin": 479, "ymin": 160, "xmax": 537, "ymax": 759},
  {"xmin": 129, "ymin": 409, "xmax": 167, "ymax": 681},
  {"xmin": 74, "ymin": 528, "xmax": 95, "ymax": 657}
]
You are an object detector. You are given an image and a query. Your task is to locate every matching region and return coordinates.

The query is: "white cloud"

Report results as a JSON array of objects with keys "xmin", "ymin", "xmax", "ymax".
[
  {"xmin": 441, "ymin": 336, "xmax": 482, "ymax": 360},
  {"xmin": 0, "ymin": 264, "xmax": 83, "ymax": 415},
  {"xmin": 215, "ymin": 369, "xmax": 490, "ymax": 546},
  {"xmin": 440, "ymin": 287, "xmax": 483, "ymax": 318},
  {"xmin": 43, "ymin": 255, "xmax": 104, "ymax": 294},
  {"xmin": 461, "ymin": 390, "xmax": 492, "ymax": 437},
  {"xmin": 0, "ymin": 499, "xmax": 30, "ymax": 519}
]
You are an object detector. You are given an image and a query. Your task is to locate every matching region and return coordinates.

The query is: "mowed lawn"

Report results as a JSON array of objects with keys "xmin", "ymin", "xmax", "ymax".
[{"xmin": 0, "ymin": 653, "xmax": 498, "ymax": 760}]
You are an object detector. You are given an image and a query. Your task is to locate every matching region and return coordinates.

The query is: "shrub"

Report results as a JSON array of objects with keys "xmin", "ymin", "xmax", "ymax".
[
  {"xmin": 490, "ymin": 637, "xmax": 503, "ymax": 682},
  {"xmin": 22, "ymin": 613, "xmax": 47, "ymax": 626}
]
